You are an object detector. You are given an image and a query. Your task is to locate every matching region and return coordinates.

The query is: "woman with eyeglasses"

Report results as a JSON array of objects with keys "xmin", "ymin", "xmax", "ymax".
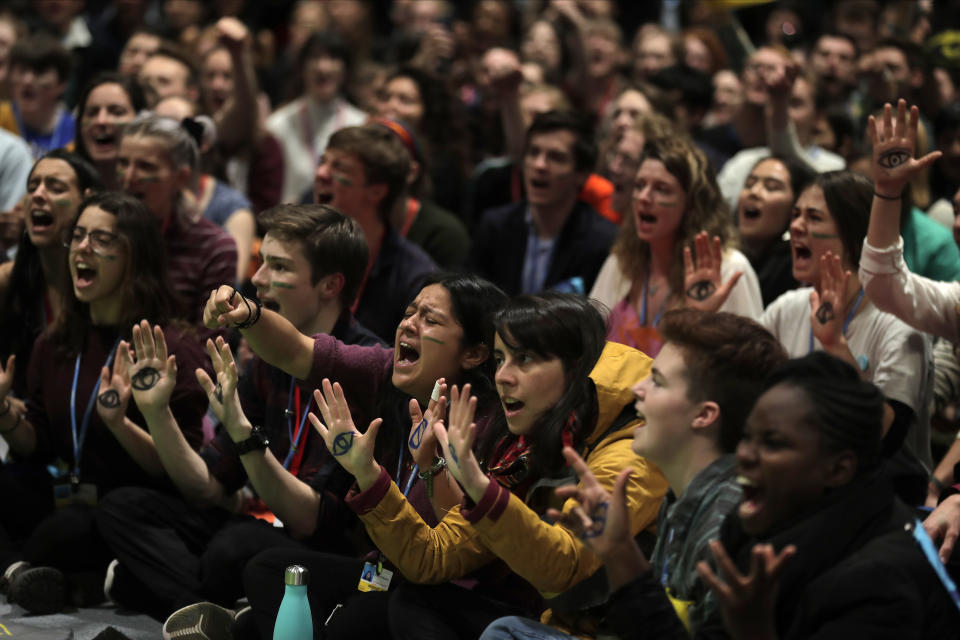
[{"xmin": 0, "ymin": 191, "xmax": 207, "ymax": 615}]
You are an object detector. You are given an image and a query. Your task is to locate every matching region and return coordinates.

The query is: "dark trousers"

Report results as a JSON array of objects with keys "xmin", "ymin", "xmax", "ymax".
[
  {"xmin": 0, "ymin": 462, "xmax": 54, "ymax": 571},
  {"xmin": 242, "ymin": 547, "xmax": 393, "ymax": 640},
  {"xmin": 388, "ymin": 582, "xmax": 527, "ymax": 640},
  {"xmin": 96, "ymin": 486, "xmax": 308, "ymax": 621}
]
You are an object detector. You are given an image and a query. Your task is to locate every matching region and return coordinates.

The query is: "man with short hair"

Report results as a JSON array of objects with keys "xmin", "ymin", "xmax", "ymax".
[
  {"xmin": 313, "ymin": 123, "xmax": 437, "ymax": 341},
  {"xmin": 95, "ymin": 204, "xmax": 382, "ymax": 623},
  {"xmin": 0, "ymin": 33, "xmax": 74, "ymax": 158},
  {"xmin": 139, "ymin": 44, "xmax": 199, "ymax": 107},
  {"xmin": 480, "ymin": 309, "xmax": 787, "ymax": 639},
  {"xmin": 809, "ymin": 32, "xmax": 859, "ymax": 108},
  {"xmin": 118, "ymin": 29, "xmax": 161, "ymax": 77},
  {"xmin": 470, "ymin": 110, "xmax": 616, "ymax": 296}
]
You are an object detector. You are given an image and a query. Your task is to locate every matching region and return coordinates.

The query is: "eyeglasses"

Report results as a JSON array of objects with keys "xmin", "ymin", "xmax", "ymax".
[{"xmin": 65, "ymin": 226, "xmax": 120, "ymax": 252}]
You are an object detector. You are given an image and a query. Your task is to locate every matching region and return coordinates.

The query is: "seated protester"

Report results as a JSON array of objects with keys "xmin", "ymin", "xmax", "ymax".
[
  {"xmin": 116, "ymin": 29, "xmax": 162, "ymax": 78},
  {"xmin": 154, "ymin": 95, "xmax": 255, "ymax": 283},
  {"xmin": 716, "ymin": 52, "xmax": 844, "ymax": 213},
  {"xmin": 310, "ymin": 294, "xmax": 667, "ymax": 639},
  {"xmin": 116, "ymin": 114, "xmax": 237, "ymax": 325},
  {"xmin": 266, "ymin": 31, "xmax": 367, "ymax": 204},
  {"xmin": 470, "ymin": 110, "xmax": 617, "ymax": 297},
  {"xmin": 693, "ymin": 353, "xmax": 960, "ymax": 640},
  {"xmin": 480, "ymin": 309, "xmax": 788, "ymax": 640},
  {"xmin": 590, "ymin": 134, "xmax": 762, "ymax": 358},
  {"xmin": 163, "ymin": 273, "xmax": 507, "ymax": 639},
  {"xmin": 96, "ymin": 204, "xmax": 381, "ymax": 622},
  {"xmin": 0, "ymin": 192, "xmax": 207, "ymax": 615},
  {"xmin": 373, "ymin": 117, "xmax": 471, "ymax": 269},
  {"xmin": 761, "ymin": 169, "xmax": 932, "ymax": 504},
  {"xmin": 736, "ymin": 155, "xmax": 816, "ymax": 306},
  {"xmin": 600, "ymin": 111, "xmax": 674, "ymax": 225},
  {"xmin": 0, "ymin": 151, "xmax": 103, "ymax": 399},
  {"xmin": 137, "ymin": 43, "xmax": 201, "ymax": 109},
  {"xmin": 0, "ymin": 34, "xmax": 75, "ymax": 158},
  {"xmin": 312, "ymin": 124, "xmax": 437, "ymax": 343}
]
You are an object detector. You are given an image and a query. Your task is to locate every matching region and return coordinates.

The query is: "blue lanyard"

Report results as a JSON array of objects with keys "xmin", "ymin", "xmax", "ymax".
[
  {"xmin": 70, "ymin": 338, "xmax": 120, "ymax": 480},
  {"xmin": 641, "ymin": 271, "xmax": 666, "ymax": 328},
  {"xmin": 808, "ymin": 288, "xmax": 865, "ymax": 353},
  {"xmin": 911, "ymin": 518, "xmax": 960, "ymax": 612},
  {"xmin": 659, "ymin": 527, "xmax": 676, "ymax": 587},
  {"xmin": 395, "ymin": 442, "xmax": 418, "ymax": 498},
  {"xmin": 282, "ymin": 377, "xmax": 311, "ymax": 470}
]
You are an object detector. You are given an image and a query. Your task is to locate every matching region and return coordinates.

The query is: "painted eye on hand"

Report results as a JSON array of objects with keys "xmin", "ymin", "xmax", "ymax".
[
  {"xmin": 98, "ymin": 389, "xmax": 121, "ymax": 408},
  {"xmin": 878, "ymin": 149, "xmax": 910, "ymax": 169},
  {"xmin": 685, "ymin": 280, "xmax": 717, "ymax": 301},
  {"xmin": 131, "ymin": 367, "xmax": 161, "ymax": 391}
]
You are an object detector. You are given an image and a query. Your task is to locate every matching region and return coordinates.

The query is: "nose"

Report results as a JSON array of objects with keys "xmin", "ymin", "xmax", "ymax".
[
  {"xmin": 735, "ymin": 437, "xmax": 757, "ymax": 469},
  {"xmin": 95, "ymin": 108, "xmax": 111, "ymax": 125},
  {"xmin": 251, "ymin": 263, "xmax": 268, "ymax": 288},
  {"xmin": 631, "ymin": 378, "xmax": 647, "ymax": 402},
  {"xmin": 315, "ymin": 159, "xmax": 331, "ymax": 181},
  {"xmin": 531, "ymin": 151, "xmax": 548, "ymax": 170},
  {"xmin": 494, "ymin": 361, "xmax": 516, "ymax": 387},
  {"xmin": 789, "ymin": 212, "xmax": 804, "ymax": 235}
]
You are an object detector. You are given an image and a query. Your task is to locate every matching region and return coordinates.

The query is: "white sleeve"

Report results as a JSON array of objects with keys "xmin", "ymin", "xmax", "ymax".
[
  {"xmin": 859, "ymin": 237, "xmax": 960, "ymax": 342},
  {"xmin": 718, "ymin": 249, "xmax": 763, "ymax": 320},
  {"xmin": 589, "ymin": 254, "xmax": 631, "ymax": 317}
]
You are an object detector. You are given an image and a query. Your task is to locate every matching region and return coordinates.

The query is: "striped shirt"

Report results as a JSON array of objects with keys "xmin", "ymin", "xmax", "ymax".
[{"xmin": 165, "ymin": 212, "xmax": 237, "ymax": 326}]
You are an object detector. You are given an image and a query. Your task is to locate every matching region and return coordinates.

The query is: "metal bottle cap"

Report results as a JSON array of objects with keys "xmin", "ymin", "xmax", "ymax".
[{"xmin": 284, "ymin": 565, "xmax": 309, "ymax": 586}]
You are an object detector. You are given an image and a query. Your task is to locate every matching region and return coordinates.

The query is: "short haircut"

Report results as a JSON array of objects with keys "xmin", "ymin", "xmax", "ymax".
[
  {"xmin": 10, "ymin": 33, "xmax": 70, "ymax": 81},
  {"xmin": 298, "ymin": 30, "xmax": 352, "ymax": 77},
  {"xmin": 874, "ymin": 37, "xmax": 926, "ymax": 72},
  {"xmin": 813, "ymin": 31, "xmax": 859, "ymax": 59},
  {"xmin": 660, "ymin": 309, "xmax": 787, "ymax": 453},
  {"xmin": 524, "ymin": 110, "xmax": 597, "ymax": 173},
  {"xmin": 327, "ymin": 124, "xmax": 410, "ymax": 222},
  {"xmin": 146, "ymin": 43, "xmax": 199, "ymax": 89},
  {"xmin": 648, "ymin": 64, "xmax": 713, "ymax": 113},
  {"xmin": 257, "ymin": 204, "xmax": 368, "ymax": 308}
]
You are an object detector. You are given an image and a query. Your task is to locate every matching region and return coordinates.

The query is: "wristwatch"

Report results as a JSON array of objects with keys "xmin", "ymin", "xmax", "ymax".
[{"xmin": 234, "ymin": 425, "xmax": 270, "ymax": 455}]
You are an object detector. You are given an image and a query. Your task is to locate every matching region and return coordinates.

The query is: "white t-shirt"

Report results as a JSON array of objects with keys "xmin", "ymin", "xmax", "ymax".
[
  {"xmin": 760, "ymin": 287, "xmax": 932, "ymax": 471},
  {"xmin": 266, "ymin": 96, "xmax": 368, "ymax": 203},
  {"xmin": 589, "ymin": 248, "xmax": 763, "ymax": 320}
]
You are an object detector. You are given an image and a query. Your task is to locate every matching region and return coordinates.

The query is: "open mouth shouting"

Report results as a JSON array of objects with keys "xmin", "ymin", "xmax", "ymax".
[
  {"xmin": 736, "ymin": 474, "xmax": 764, "ymax": 522},
  {"xmin": 395, "ymin": 340, "xmax": 421, "ymax": 371},
  {"xmin": 501, "ymin": 396, "xmax": 525, "ymax": 419},
  {"xmin": 73, "ymin": 258, "xmax": 99, "ymax": 291},
  {"xmin": 741, "ymin": 204, "xmax": 762, "ymax": 221},
  {"xmin": 28, "ymin": 208, "xmax": 56, "ymax": 234}
]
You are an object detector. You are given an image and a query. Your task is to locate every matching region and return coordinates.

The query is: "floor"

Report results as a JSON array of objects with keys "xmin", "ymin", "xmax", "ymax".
[{"xmin": 0, "ymin": 596, "xmax": 162, "ymax": 639}]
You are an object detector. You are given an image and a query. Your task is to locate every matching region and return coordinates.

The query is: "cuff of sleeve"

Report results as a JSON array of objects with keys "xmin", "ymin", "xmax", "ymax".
[
  {"xmin": 860, "ymin": 237, "xmax": 905, "ymax": 275},
  {"xmin": 345, "ymin": 465, "xmax": 390, "ymax": 514},
  {"xmin": 461, "ymin": 477, "xmax": 510, "ymax": 524}
]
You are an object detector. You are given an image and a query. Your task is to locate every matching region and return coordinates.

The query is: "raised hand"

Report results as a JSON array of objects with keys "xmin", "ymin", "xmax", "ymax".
[
  {"xmin": 216, "ymin": 16, "xmax": 250, "ymax": 52},
  {"xmin": 683, "ymin": 232, "xmax": 743, "ymax": 313},
  {"xmin": 809, "ymin": 251, "xmax": 848, "ymax": 350},
  {"xmin": 548, "ymin": 447, "xmax": 635, "ymax": 560},
  {"xmin": 195, "ymin": 337, "xmax": 247, "ymax": 435},
  {"xmin": 126, "ymin": 320, "xmax": 178, "ymax": 415},
  {"xmin": 310, "ymin": 378, "xmax": 381, "ymax": 488},
  {"xmin": 923, "ymin": 494, "xmax": 960, "ymax": 564},
  {"xmin": 697, "ymin": 541, "xmax": 796, "ymax": 640},
  {"xmin": 96, "ymin": 345, "xmax": 131, "ymax": 429},
  {"xmin": 869, "ymin": 99, "xmax": 942, "ymax": 197},
  {"xmin": 203, "ymin": 285, "xmax": 255, "ymax": 329},
  {"xmin": 431, "ymin": 383, "xmax": 487, "ymax": 501},
  {"xmin": 407, "ymin": 378, "xmax": 447, "ymax": 470}
]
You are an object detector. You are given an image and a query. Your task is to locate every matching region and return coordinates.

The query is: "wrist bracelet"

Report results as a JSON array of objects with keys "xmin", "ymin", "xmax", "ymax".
[
  {"xmin": 0, "ymin": 398, "xmax": 11, "ymax": 418},
  {"xmin": 0, "ymin": 411, "xmax": 22, "ymax": 436},
  {"xmin": 931, "ymin": 476, "xmax": 946, "ymax": 493},
  {"xmin": 874, "ymin": 191, "xmax": 901, "ymax": 201},
  {"xmin": 232, "ymin": 291, "xmax": 263, "ymax": 329},
  {"xmin": 418, "ymin": 456, "xmax": 446, "ymax": 480}
]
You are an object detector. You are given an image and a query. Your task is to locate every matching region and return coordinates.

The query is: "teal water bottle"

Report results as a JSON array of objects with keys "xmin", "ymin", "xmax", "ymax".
[{"xmin": 273, "ymin": 565, "xmax": 312, "ymax": 640}]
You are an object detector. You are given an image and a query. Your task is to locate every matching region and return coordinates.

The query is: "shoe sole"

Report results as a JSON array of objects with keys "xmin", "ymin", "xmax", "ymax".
[
  {"xmin": 162, "ymin": 602, "xmax": 235, "ymax": 640},
  {"xmin": 9, "ymin": 566, "xmax": 66, "ymax": 615}
]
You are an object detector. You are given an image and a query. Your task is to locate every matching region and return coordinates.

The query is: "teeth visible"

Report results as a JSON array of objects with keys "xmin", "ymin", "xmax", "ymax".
[
  {"xmin": 400, "ymin": 342, "xmax": 411, "ymax": 349},
  {"xmin": 736, "ymin": 475, "xmax": 756, "ymax": 487}
]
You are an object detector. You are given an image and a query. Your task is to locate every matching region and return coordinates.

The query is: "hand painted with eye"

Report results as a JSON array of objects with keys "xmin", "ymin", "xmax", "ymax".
[
  {"xmin": 869, "ymin": 99, "xmax": 942, "ymax": 197},
  {"xmin": 432, "ymin": 384, "xmax": 487, "ymax": 501},
  {"xmin": 126, "ymin": 320, "xmax": 178, "ymax": 415},
  {"xmin": 96, "ymin": 345, "xmax": 131, "ymax": 430},
  {"xmin": 549, "ymin": 447, "xmax": 636, "ymax": 561},
  {"xmin": 809, "ymin": 252, "xmax": 848, "ymax": 350},
  {"xmin": 698, "ymin": 541, "xmax": 796, "ymax": 640},
  {"xmin": 407, "ymin": 379, "xmax": 447, "ymax": 470},
  {"xmin": 683, "ymin": 232, "xmax": 743, "ymax": 313},
  {"xmin": 310, "ymin": 378, "xmax": 382, "ymax": 489},
  {"xmin": 195, "ymin": 337, "xmax": 247, "ymax": 438}
]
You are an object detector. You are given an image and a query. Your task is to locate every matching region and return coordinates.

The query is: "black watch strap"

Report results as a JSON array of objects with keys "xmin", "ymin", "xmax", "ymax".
[{"xmin": 234, "ymin": 425, "xmax": 270, "ymax": 455}]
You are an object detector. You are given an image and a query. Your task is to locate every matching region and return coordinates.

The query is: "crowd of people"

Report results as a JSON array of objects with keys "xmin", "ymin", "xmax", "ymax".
[{"xmin": 0, "ymin": 0, "xmax": 959, "ymax": 638}]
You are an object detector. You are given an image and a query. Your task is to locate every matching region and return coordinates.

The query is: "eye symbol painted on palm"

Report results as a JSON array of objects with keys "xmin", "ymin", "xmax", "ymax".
[
  {"xmin": 815, "ymin": 301, "xmax": 835, "ymax": 325},
  {"xmin": 131, "ymin": 367, "xmax": 160, "ymax": 391},
  {"xmin": 878, "ymin": 149, "xmax": 910, "ymax": 169},
  {"xmin": 98, "ymin": 390, "xmax": 121, "ymax": 408},
  {"xmin": 409, "ymin": 418, "xmax": 427, "ymax": 450},
  {"xmin": 332, "ymin": 432, "xmax": 354, "ymax": 456},
  {"xmin": 583, "ymin": 502, "xmax": 609, "ymax": 538},
  {"xmin": 686, "ymin": 280, "xmax": 716, "ymax": 301}
]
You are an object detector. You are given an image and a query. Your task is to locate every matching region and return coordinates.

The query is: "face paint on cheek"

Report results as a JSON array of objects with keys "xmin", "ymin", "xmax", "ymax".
[
  {"xmin": 91, "ymin": 249, "xmax": 118, "ymax": 260},
  {"xmin": 271, "ymin": 281, "xmax": 297, "ymax": 289},
  {"xmin": 810, "ymin": 232, "xmax": 839, "ymax": 239},
  {"xmin": 333, "ymin": 174, "xmax": 354, "ymax": 186},
  {"xmin": 53, "ymin": 198, "xmax": 74, "ymax": 209},
  {"xmin": 656, "ymin": 199, "xmax": 679, "ymax": 208},
  {"xmin": 422, "ymin": 336, "xmax": 446, "ymax": 345}
]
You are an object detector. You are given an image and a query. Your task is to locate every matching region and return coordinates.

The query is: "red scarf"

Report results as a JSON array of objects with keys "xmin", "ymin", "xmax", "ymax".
[{"xmin": 487, "ymin": 411, "xmax": 578, "ymax": 498}]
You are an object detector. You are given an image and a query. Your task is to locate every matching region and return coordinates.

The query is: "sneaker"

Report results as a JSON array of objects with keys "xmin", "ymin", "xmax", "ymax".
[
  {"xmin": 103, "ymin": 559, "xmax": 119, "ymax": 604},
  {"xmin": 0, "ymin": 560, "xmax": 29, "ymax": 596},
  {"xmin": 8, "ymin": 566, "xmax": 66, "ymax": 614},
  {"xmin": 162, "ymin": 602, "xmax": 235, "ymax": 640}
]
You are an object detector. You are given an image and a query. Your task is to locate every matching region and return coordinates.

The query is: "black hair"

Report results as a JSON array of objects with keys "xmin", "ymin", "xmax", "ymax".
[
  {"xmin": 648, "ymin": 64, "xmax": 713, "ymax": 114},
  {"xmin": 763, "ymin": 352, "xmax": 883, "ymax": 474},
  {"xmin": 813, "ymin": 31, "xmax": 859, "ymax": 59},
  {"xmin": 298, "ymin": 30, "xmax": 352, "ymax": 80},
  {"xmin": 480, "ymin": 293, "xmax": 606, "ymax": 479},
  {"xmin": 524, "ymin": 110, "xmax": 597, "ymax": 174},
  {"xmin": 10, "ymin": 33, "xmax": 70, "ymax": 81},
  {"xmin": 747, "ymin": 155, "xmax": 817, "ymax": 207},
  {"xmin": 807, "ymin": 170, "xmax": 872, "ymax": 268}
]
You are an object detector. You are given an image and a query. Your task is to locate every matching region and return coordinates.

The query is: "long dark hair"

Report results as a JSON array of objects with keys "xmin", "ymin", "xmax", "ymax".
[
  {"xmin": 0, "ymin": 152, "xmax": 103, "ymax": 386},
  {"xmin": 479, "ymin": 293, "xmax": 607, "ymax": 479},
  {"xmin": 52, "ymin": 192, "xmax": 173, "ymax": 354},
  {"xmin": 74, "ymin": 72, "xmax": 146, "ymax": 164},
  {"xmin": 374, "ymin": 273, "xmax": 507, "ymax": 475}
]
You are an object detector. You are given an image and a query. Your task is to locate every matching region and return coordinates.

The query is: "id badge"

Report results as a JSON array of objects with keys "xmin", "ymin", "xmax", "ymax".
[
  {"xmin": 357, "ymin": 561, "xmax": 392, "ymax": 592},
  {"xmin": 53, "ymin": 482, "xmax": 98, "ymax": 508}
]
